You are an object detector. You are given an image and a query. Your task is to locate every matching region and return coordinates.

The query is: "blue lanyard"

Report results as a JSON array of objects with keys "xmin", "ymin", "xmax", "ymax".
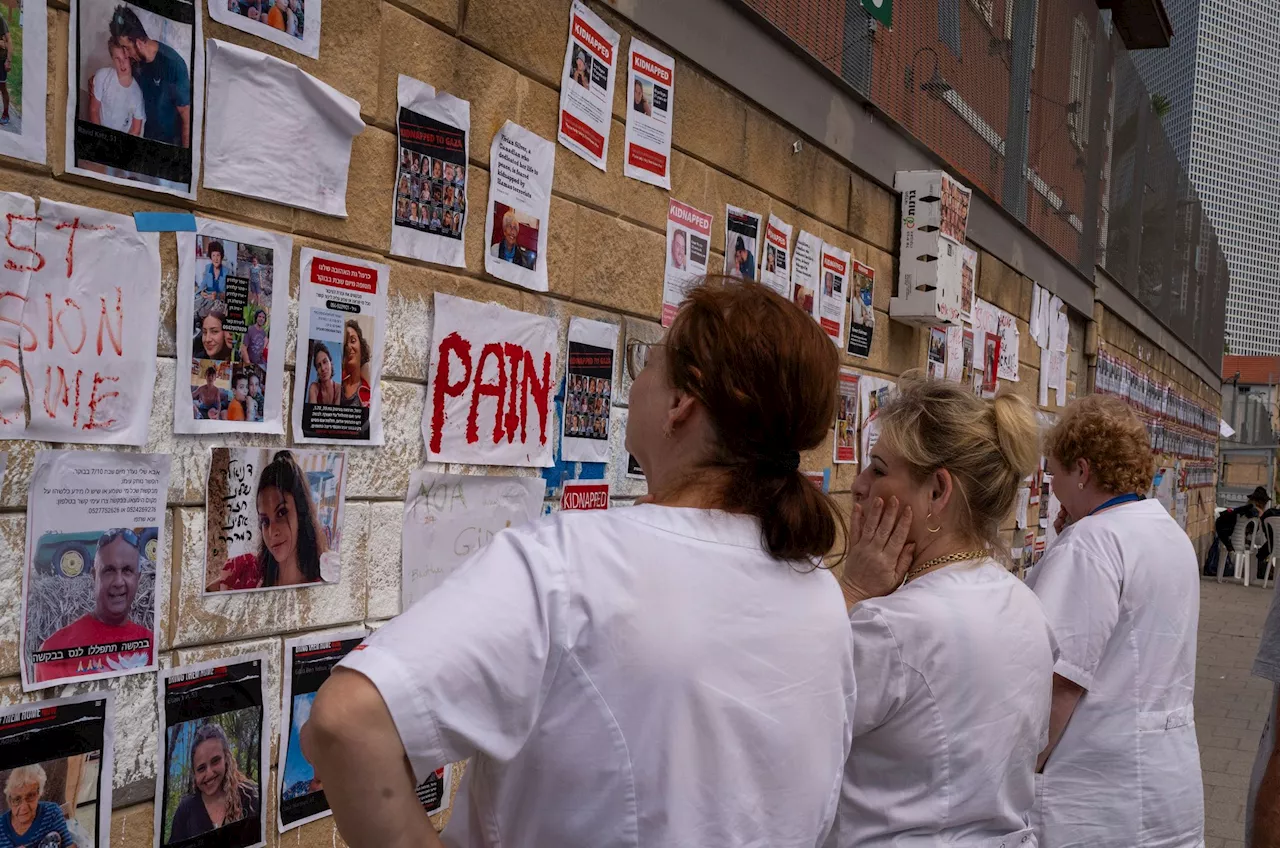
[{"xmin": 1088, "ymin": 492, "xmax": 1143, "ymax": 516}]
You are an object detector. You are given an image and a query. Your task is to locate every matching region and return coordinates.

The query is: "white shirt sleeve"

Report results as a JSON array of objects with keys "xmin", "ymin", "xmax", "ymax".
[
  {"xmin": 848, "ymin": 605, "xmax": 907, "ymax": 736},
  {"xmin": 1030, "ymin": 540, "xmax": 1121, "ymax": 689},
  {"xmin": 90, "ymin": 68, "xmax": 108, "ymax": 103},
  {"xmin": 338, "ymin": 527, "xmax": 567, "ymax": 783}
]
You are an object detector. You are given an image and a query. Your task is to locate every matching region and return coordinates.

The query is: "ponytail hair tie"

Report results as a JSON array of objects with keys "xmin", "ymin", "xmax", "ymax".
[{"xmin": 758, "ymin": 450, "xmax": 801, "ymax": 476}]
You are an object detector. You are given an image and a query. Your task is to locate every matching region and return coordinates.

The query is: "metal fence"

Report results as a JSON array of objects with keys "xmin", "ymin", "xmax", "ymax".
[{"xmin": 739, "ymin": 0, "xmax": 1228, "ymax": 367}]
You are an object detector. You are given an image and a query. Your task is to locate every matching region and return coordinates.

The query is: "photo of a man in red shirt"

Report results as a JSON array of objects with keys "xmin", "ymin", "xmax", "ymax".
[{"xmin": 33, "ymin": 528, "xmax": 154, "ymax": 683}]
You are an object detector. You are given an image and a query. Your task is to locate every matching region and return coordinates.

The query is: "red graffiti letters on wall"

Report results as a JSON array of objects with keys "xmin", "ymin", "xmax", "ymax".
[{"xmin": 429, "ymin": 332, "xmax": 554, "ymax": 454}]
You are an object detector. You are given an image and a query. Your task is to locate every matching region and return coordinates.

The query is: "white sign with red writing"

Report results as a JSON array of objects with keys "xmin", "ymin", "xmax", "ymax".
[
  {"xmin": 662, "ymin": 198, "xmax": 713, "ymax": 326},
  {"xmin": 790, "ymin": 229, "xmax": 822, "ymax": 322},
  {"xmin": 817, "ymin": 242, "xmax": 851, "ymax": 348},
  {"xmin": 422, "ymin": 293, "xmax": 558, "ymax": 467},
  {"xmin": 623, "ymin": 38, "xmax": 675, "ymax": 189},
  {"xmin": 0, "ymin": 198, "xmax": 161, "ymax": 445},
  {"xmin": 759, "ymin": 214, "xmax": 793, "ymax": 299},
  {"xmin": 292, "ymin": 248, "xmax": 389, "ymax": 445},
  {"xmin": 561, "ymin": 482, "xmax": 610, "ymax": 511},
  {"xmin": 558, "ymin": 0, "xmax": 619, "ymax": 171}
]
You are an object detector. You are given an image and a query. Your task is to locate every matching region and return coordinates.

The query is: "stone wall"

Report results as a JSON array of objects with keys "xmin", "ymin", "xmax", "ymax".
[{"xmin": 0, "ymin": 0, "xmax": 1220, "ymax": 846}]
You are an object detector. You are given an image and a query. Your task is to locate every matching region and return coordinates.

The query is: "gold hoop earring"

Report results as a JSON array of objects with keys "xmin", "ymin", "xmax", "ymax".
[{"xmin": 925, "ymin": 511, "xmax": 941, "ymax": 533}]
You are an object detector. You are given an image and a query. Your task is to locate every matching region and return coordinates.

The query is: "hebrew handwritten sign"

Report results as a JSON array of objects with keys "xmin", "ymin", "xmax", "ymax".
[{"xmin": 401, "ymin": 470, "xmax": 545, "ymax": 610}]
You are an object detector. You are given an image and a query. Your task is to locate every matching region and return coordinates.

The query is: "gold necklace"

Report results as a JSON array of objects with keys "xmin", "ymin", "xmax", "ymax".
[{"xmin": 904, "ymin": 549, "xmax": 989, "ymax": 584}]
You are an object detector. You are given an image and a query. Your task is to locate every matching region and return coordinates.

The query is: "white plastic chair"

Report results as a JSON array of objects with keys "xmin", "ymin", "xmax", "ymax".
[
  {"xmin": 1264, "ymin": 517, "xmax": 1280, "ymax": 588},
  {"xmin": 1224, "ymin": 517, "xmax": 1261, "ymax": 587}
]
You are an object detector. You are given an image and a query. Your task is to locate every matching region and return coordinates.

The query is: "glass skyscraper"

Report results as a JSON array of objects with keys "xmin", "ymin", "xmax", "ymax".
[{"xmin": 1133, "ymin": 0, "xmax": 1280, "ymax": 355}]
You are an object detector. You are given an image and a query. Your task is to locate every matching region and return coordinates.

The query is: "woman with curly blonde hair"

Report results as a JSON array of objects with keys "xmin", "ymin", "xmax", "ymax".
[
  {"xmin": 1029, "ymin": 394, "xmax": 1203, "ymax": 847},
  {"xmin": 168, "ymin": 722, "xmax": 261, "ymax": 842}
]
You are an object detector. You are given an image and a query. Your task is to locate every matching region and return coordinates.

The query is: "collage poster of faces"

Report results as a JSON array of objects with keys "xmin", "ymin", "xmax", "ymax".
[
  {"xmin": 20, "ymin": 451, "xmax": 171, "ymax": 692},
  {"xmin": 177, "ymin": 222, "xmax": 292, "ymax": 434},
  {"xmin": 157, "ymin": 656, "xmax": 267, "ymax": 848},
  {"xmin": 68, "ymin": 0, "xmax": 203, "ymax": 198},
  {"xmin": 204, "ymin": 448, "xmax": 346, "ymax": 594},
  {"xmin": 208, "ymin": 0, "xmax": 319, "ymax": 59}
]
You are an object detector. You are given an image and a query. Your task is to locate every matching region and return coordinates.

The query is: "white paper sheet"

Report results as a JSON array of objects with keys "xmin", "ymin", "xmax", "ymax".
[
  {"xmin": 423, "ymin": 293, "xmax": 559, "ymax": 467},
  {"xmin": 392, "ymin": 75, "xmax": 469, "ymax": 268},
  {"xmin": 818, "ymin": 242, "xmax": 851, "ymax": 348},
  {"xmin": 557, "ymin": 0, "xmax": 619, "ymax": 171},
  {"xmin": 292, "ymin": 249, "xmax": 389, "ymax": 445},
  {"xmin": 209, "ymin": 0, "xmax": 321, "ymax": 59},
  {"xmin": 0, "ymin": 692, "xmax": 114, "ymax": 848},
  {"xmin": 176, "ymin": 219, "xmax": 292, "ymax": 434},
  {"xmin": 0, "ymin": 0, "xmax": 47, "ymax": 164},
  {"xmin": 401, "ymin": 471, "xmax": 545, "ymax": 607},
  {"xmin": 484, "ymin": 121, "xmax": 554, "ymax": 292},
  {"xmin": 0, "ymin": 191, "xmax": 36, "ymax": 434},
  {"xmin": 859, "ymin": 376, "xmax": 895, "ymax": 465},
  {"xmin": 759, "ymin": 214, "xmax": 793, "ymax": 298},
  {"xmin": 204, "ymin": 447, "xmax": 347, "ymax": 594},
  {"xmin": 278, "ymin": 629, "xmax": 367, "ymax": 832},
  {"xmin": 204, "ymin": 39, "xmax": 363, "ymax": 216},
  {"xmin": 1039, "ymin": 348, "xmax": 1052, "ymax": 407},
  {"xmin": 561, "ymin": 317, "xmax": 618, "ymax": 463},
  {"xmin": 790, "ymin": 229, "xmax": 822, "ymax": 323},
  {"xmin": 1014, "ymin": 487, "xmax": 1030, "ymax": 529},
  {"xmin": 156, "ymin": 655, "xmax": 269, "ymax": 848},
  {"xmin": 21, "ymin": 450, "xmax": 170, "ymax": 691},
  {"xmin": 927, "ymin": 326, "xmax": 947, "ymax": 380},
  {"xmin": 22, "ymin": 199, "xmax": 160, "ymax": 445},
  {"xmin": 997, "ymin": 308, "xmax": 1019, "ymax": 382},
  {"xmin": 724, "ymin": 205, "xmax": 762, "ymax": 281},
  {"xmin": 1050, "ymin": 298, "xmax": 1068, "ymax": 353},
  {"xmin": 661, "ymin": 198, "xmax": 712, "ymax": 326},
  {"xmin": 67, "ymin": 0, "xmax": 203, "ymax": 198},
  {"xmin": 623, "ymin": 38, "xmax": 674, "ymax": 189},
  {"xmin": 945, "ymin": 325, "xmax": 964, "ymax": 382},
  {"xmin": 1054, "ymin": 349, "xmax": 1068, "ymax": 406}
]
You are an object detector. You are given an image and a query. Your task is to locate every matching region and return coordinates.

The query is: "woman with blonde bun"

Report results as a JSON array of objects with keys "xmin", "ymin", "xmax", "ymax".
[
  {"xmin": 1030, "ymin": 394, "xmax": 1202, "ymax": 847},
  {"xmin": 829, "ymin": 376, "xmax": 1056, "ymax": 847}
]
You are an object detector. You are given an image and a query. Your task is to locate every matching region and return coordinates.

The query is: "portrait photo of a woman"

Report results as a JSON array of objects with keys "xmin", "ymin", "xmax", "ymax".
[{"xmin": 167, "ymin": 723, "xmax": 260, "ymax": 844}]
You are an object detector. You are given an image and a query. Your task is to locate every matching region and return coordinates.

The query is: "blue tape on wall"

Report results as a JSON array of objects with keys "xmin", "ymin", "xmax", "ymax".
[{"xmin": 133, "ymin": 212, "xmax": 197, "ymax": 232}]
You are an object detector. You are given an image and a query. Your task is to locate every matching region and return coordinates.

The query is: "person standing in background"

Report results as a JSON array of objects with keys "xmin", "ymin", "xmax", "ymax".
[
  {"xmin": 828, "ymin": 377, "xmax": 1055, "ymax": 846},
  {"xmin": 302, "ymin": 280, "xmax": 858, "ymax": 848},
  {"xmin": 1030, "ymin": 395, "xmax": 1203, "ymax": 847}
]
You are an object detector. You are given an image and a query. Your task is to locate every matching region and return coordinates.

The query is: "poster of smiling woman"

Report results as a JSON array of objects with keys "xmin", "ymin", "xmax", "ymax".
[
  {"xmin": 20, "ymin": 450, "xmax": 171, "ymax": 692},
  {"xmin": 204, "ymin": 447, "xmax": 346, "ymax": 595}
]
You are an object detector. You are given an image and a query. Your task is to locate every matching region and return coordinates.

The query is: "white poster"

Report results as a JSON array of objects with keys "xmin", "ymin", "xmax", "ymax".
[
  {"xmin": 997, "ymin": 309, "xmax": 1019, "ymax": 382},
  {"xmin": 0, "ymin": 191, "xmax": 35, "ymax": 434},
  {"xmin": 291, "ymin": 249, "xmax": 389, "ymax": 445},
  {"xmin": 960, "ymin": 246, "xmax": 977, "ymax": 324},
  {"xmin": 859, "ymin": 376, "xmax": 894, "ymax": 465},
  {"xmin": 423, "ymin": 293, "xmax": 559, "ymax": 467},
  {"xmin": 401, "ymin": 471, "xmax": 545, "ymax": 608},
  {"xmin": 1039, "ymin": 348, "xmax": 1052, "ymax": 407},
  {"xmin": 1014, "ymin": 487, "xmax": 1030, "ymax": 529},
  {"xmin": 23, "ymin": 199, "xmax": 161, "ymax": 445},
  {"xmin": 790, "ymin": 229, "xmax": 821, "ymax": 321},
  {"xmin": 21, "ymin": 450, "xmax": 170, "ymax": 691},
  {"xmin": 557, "ymin": 0, "xmax": 618, "ymax": 171},
  {"xmin": 66, "ymin": 0, "xmax": 203, "ymax": 198},
  {"xmin": 562, "ymin": 317, "xmax": 617, "ymax": 463},
  {"xmin": 724, "ymin": 205, "xmax": 761, "ymax": 281},
  {"xmin": 945, "ymin": 325, "xmax": 964, "ymax": 382},
  {"xmin": 0, "ymin": 0, "xmax": 47, "ymax": 164},
  {"xmin": 278, "ymin": 629, "xmax": 366, "ymax": 832},
  {"xmin": 204, "ymin": 39, "xmax": 363, "ymax": 217},
  {"xmin": 208, "ymin": 0, "xmax": 320, "ymax": 59},
  {"xmin": 484, "ymin": 121, "xmax": 554, "ymax": 292},
  {"xmin": 176, "ymin": 219, "xmax": 291, "ymax": 434},
  {"xmin": 661, "ymin": 198, "xmax": 712, "ymax": 326},
  {"xmin": 392, "ymin": 74, "xmax": 469, "ymax": 268},
  {"xmin": 759, "ymin": 214, "xmax": 792, "ymax": 298},
  {"xmin": 623, "ymin": 38, "xmax": 673, "ymax": 189},
  {"xmin": 204, "ymin": 447, "xmax": 346, "ymax": 594},
  {"xmin": 0, "ymin": 692, "xmax": 114, "ymax": 848},
  {"xmin": 156, "ymin": 655, "xmax": 269, "ymax": 848},
  {"xmin": 818, "ymin": 242, "xmax": 850, "ymax": 347}
]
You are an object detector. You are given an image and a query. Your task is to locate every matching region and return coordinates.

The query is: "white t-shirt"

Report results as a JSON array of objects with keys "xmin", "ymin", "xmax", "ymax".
[
  {"xmin": 1028, "ymin": 499, "xmax": 1204, "ymax": 847},
  {"xmin": 341, "ymin": 505, "xmax": 857, "ymax": 848},
  {"xmin": 826, "ymin": 559, "xmax": 1055, "ymax": 847},
  {"xmin": 91, "ymin": 67, "xmax": 145, "ymax": 134}
]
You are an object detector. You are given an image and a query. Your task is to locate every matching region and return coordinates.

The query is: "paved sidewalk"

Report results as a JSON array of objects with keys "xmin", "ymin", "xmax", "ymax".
[{"xmin": 1198, "ymin": 579, "xmax": 1276, "ymax": 847}]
